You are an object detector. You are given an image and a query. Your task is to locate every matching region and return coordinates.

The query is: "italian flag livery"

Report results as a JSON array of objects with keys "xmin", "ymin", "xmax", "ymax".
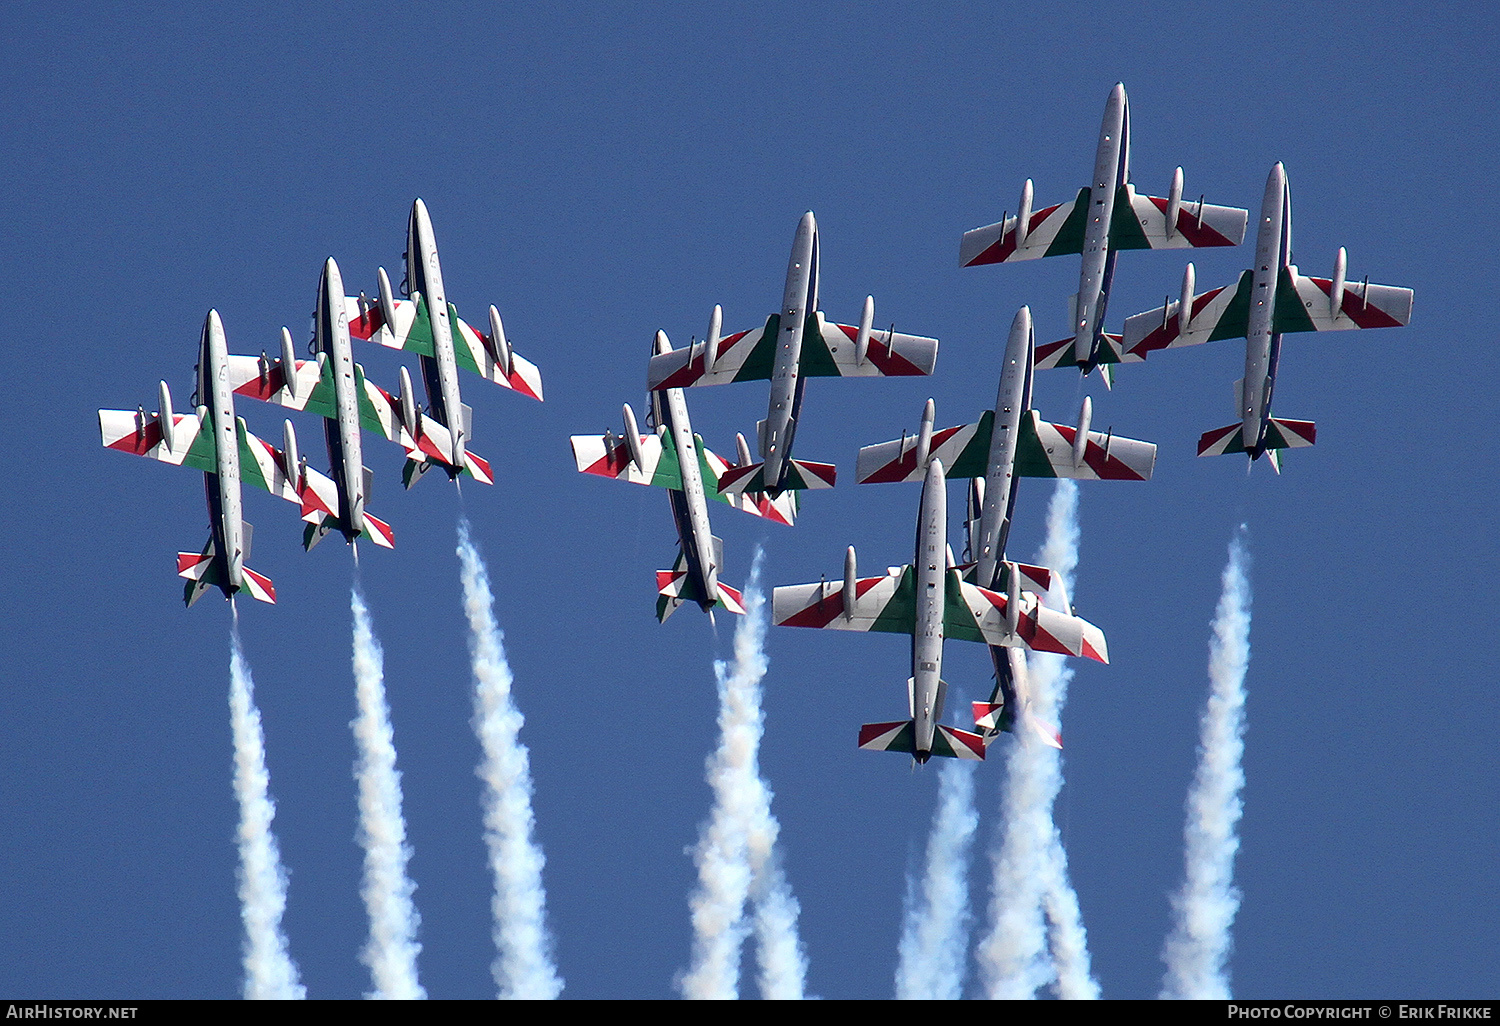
[
  {"xmin": 855, "ymin": 407, "xmax": 1155, "ymax": 484},
  {"xmin": 773, "ymin": 563, "xmax": 1108, "ymax": 662},
  {"xmin": 569, "ymin": 428, "xmax": 798, "ymax": 526},
  {"xmin": 345, "ymin": 291, "xmax": 544, "ymax": 403},
  {"xmin": 1119, "ymin": 162, "xmax": 1413, "ymax": 467},
  {"xmin": 960, "ymin": 84, "xmax": 1248, "ymax": 381},
  {"xmin": 224, "ymin": 348, "xmax": 493, "ymax": 486},
  {"xmin": 646, "ymin": 309, "xmax": 938, "ymax": 390}
]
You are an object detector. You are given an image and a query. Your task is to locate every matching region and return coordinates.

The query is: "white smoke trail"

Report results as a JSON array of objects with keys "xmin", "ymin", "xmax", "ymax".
[
  {"xmin": 349, "ymin": 587, "xmax": 425, "ymax": 1000},
  {"xmin": 977, "ymin": 479, "xmax": 1099, "ymax": 999},
  {"xmin": 1043, "ymin": 831, "xmax": 1098, "ymax": 999},
  {"xmin": 228, "ymin": 617, "xmax": 305, "ymax": 1000},
  {"xmin": 681, "ymin": 554, "xmax": 807, "ymax": 999},
  {"xmin": 1160, "ymin": 527, "xmax": 1252, "ymax": 1000},
  {"xmin": 895, "ymin": 759, "xmax": 978, "ymax": 1000},
  {"xmin": 457, "ymin": 519, "xmax": 563, "ymax": 1000}
]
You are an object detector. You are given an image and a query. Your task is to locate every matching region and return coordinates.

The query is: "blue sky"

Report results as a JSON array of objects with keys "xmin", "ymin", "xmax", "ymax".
[{"xmin": 2, "ymin": 2, "xmax": 1496, "ymax": 999}]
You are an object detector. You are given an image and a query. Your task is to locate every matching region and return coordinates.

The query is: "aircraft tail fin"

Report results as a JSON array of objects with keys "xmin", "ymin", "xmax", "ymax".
[
  {"xmin": 1198, "ymin": 418, "xmax": 1317, "ymax": 458},
  {"xmin": 362, "ymin": 511, "xmax": 396, "ymax": 549},
  {"xmin": 655, "ymin": 551, "xmax": 745, "ymax": 622},
  {"xmin": 717, "ymin": 458, "xmax": 837, "ymax": 495},
  {"xmin": 857, "ymin": 720, "xmax": 986, "ymax": 760},
  {"xmin": 177, "ymin": 541, "xmax": 275, "ymax": 606}
]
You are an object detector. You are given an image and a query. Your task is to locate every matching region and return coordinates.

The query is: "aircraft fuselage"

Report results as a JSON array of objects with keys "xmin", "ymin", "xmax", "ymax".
[
  {"xmin": 1072, "ymin": 83, "xmax": 1129, "ymax": 369},
  {"xmin": 651, "ymin": 335, "xmax": 720, "ymax": 612},
  {"xmin": 972, "ymin": 307, "xmax": 1036, "ymax": 589},
  {"xmin": 761, "ymin": 211, "xmax": 818, "ymax": 491},
  {"xmin": 314, "ymin": 257, "xmax": 367, "ymax": 539},
  {"xmin": 406, "ymin": 198, "xmax": 466, "ymax": 470},
  {"xmin": 911, "ymin": 457, "xmax": 950, "ymax": 761},
  {"xmin": 197, "ymin": 310, "xmax": 245, "ymax": 597},
  {"xmin": 1242, "ymin": 163, "xmax": 1292, "ymax": 458}
]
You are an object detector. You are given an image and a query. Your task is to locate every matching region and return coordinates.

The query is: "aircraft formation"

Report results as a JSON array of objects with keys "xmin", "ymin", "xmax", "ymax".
[
  {"xmin": 104, "ymin": 84, "xmax": 1413, "ymax": 765},
  {"xmin": 100, "ymin": 199, "xmax": 541, "ymax": 605}
]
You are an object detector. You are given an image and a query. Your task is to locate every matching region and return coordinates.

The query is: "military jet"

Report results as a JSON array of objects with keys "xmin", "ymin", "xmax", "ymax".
[
  {"xmin": 773, "ymin": 457, "xmax": 1109, "ymax": 764},
  {"xmin": 222, "ymin": 258, "xmax": 402, "ymax": 548},
  {"xmin": 99, "ymin": 311, "xmax": 367, "ymax": 605},
  {"xmin": 960, "ymin": 83, "xmax": 1248, "ymax": 385},
  {"xmin": 345, "ymin": 199, "xmax": 543, "ymax": 485},
  {"xmin": 571, "ymin": 331, "xmax": 796, "ymax": 622},
  {"xmin": 646, "ymin": 211, "xmax": 939, "ymax": 495},
  {"xmin": 1120, "ymin": 162, "xmax": 1414, "ymax": 470},
  {"xmin": 853, "ymin": 306, "xmax": 1154, "ymax": 746}
]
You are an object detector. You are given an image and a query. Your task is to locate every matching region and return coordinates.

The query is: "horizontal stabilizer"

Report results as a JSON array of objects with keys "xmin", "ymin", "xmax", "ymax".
[
  {"xmin": 857, "ymin": 720, "xmax": 986, "ymax": 760},
  {"xmin": 1034, "ymin": 333, "xmax": 1134, "ymax": 372},
  {"xmin": 176, "ymin": 543, "xmax": 274, "ymax": 606},
  {"xmin": 363, "ymin": 512, "xmax": 395, "ymax": 549},
  {"xmin": 655, "ymin": 553, "xmax": 746, "ymax": 622},
  {"xmin": 717, "ymin": 458, "xmax": 837, "ymax": 494},
  {"xmin": 972, "ymin": 702, "xmax": 1062, "ymax": 749},
  {"xmin": 1197, "ymin": 418, "xmax": 1316, "ymax": 457}
]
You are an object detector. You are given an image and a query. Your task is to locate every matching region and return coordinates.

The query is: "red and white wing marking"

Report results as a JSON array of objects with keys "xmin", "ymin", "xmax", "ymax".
[
  {"xmin": 1122, "ymin": 273, "xmax": 1252, "ymax": 358},
  {"xmin": 700, "ymin": 445, "xmax": 798, "ymax": 525},
  {"xmin": 1282, "ymin": 271, "xmax": 1413, "ymax": 333},
  {"xmin": 960, "ymin": 195, "xmax": 1083, "ymax": 266},
  {"xmin": 1121, "ymin": 188, "xmax": 1248, "ymax": 249},
  {"xmin": 960, "ymin": 581, "xmax": 1109, "ymax": 663},
  {"xmin": 450, "ymin": 313, "xmax": 545, "ymax": 401},
  {"xmin": 344, "ymin": 295, "xmax": 421, "ymax": 353},
  {"xmin": 647, "ymin": 322, "xmax": 770, "ymax": 390},
  {"xmin": 99, "ymin": 408, "xmax": 207, "ymax": 467},
  {"xmin": 226, "ymin": 353, "xmax": 323, "ymax": 411},
  {"xmin": 815, "ymin": 317, "xmax": 939, "ymax": 378},
  {"xmin": 773, "ymin": 568, "xmax": 911, "ymax": 634},
  {"xmin": 569, "ymin": 432, "xmax": 668, "ymax": 487},
  {"xmin": 1023, "ymin": 413, "xmax": 1157, "ymax": 482},
  {"xmin": 855, "ymin": 418, "xmax": 988, "ymax": 484}
]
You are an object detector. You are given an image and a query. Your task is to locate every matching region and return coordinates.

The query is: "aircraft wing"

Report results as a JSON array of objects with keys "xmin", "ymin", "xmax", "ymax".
[
  {"xmin": 774, "ymin": 566, "xmax": 917, "ymax": 634},
  {"xmin": 228, "ymin": 352, "xmax": 409, "ymax": 445},
  {"xmin": 855, "ymin": 412, "xmax": 996, "ymax": 483},
  {"xmin": 699, "ymin": 441, "xmax": 798, "ymax": 525},
  {"xmin": 774, "ymin": 564, "xmax": 1108, "ymax": 663},
  {"xmin": 647, "ymin": 319, "xmax": 775, "ymax": 390},
  {"xmin": 1122, "ymin": 271, "xmax": 1254, "ymax": 357},
  {"xmin": 1014, "ymin": 411, "xmax": 1155, "ymax": 481},
  {"xmin": 948, "ymin": 574, "xmax": 1109, "ymax": 663},
  {"xmin": 345, "ymin": 295, "xmax": 545, "ymax": 401},
  {"xmin": 100, "ymin": 407, "xmax": 215, "ymax": 471},
  {"xmin": 810, "ymin": 315, "xmax": 939, "ymax": 378},
  {"xmin": 346, "ymin": 294, "xmax": 432, "ymax": 356},
  {"xmin": 960, "ymin": 188, "xmax": 1089, "ymax": 266},
  {"xmin": 570, "ymin": 431, "xmax": 677, "ymax": 488},
  {"xmin": 1271, "ymin": 268, "xmax": 1414, "ymax": 334},
  {"xmin": 449, "ymin": 307, "xmax": 544, "ymax": 400},
  {"xmin": 1110, "ymin": 186, "xmax": 1247, "ymax": 250}
]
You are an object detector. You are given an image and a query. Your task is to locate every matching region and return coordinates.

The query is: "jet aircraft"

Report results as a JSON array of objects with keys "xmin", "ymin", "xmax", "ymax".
[
  {"xmin": 959, "ymin": 83, "xmax": 1248, "ymax": 385},
  {"xmin": 345, "ymin": 199, "xmax": 543, "ymax": 485},
  {"xmin": 222, "ymin": 258, "xmax": 403, "ymax": 548},
  {"xmin": 646, "ymin": 211, "xmax": 939, "ymax": 494},
  {"xmin": 773, "ymin": 458, "xmax": 1109, "ymax": 764},
  {"xmin": 571, "ymin": 331, "xmax": 797, "ymax": 622},
  {"xmin": 854, "ymin": 306, "xmax": 1154, "ymax": 745},
  {"xmin": 1120, "ymin": 163, "xmax": 1414, "ymax": 469},
  {"xmin": 99, "ymin": 311, "xmax": 367, "ymax": 605}
]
